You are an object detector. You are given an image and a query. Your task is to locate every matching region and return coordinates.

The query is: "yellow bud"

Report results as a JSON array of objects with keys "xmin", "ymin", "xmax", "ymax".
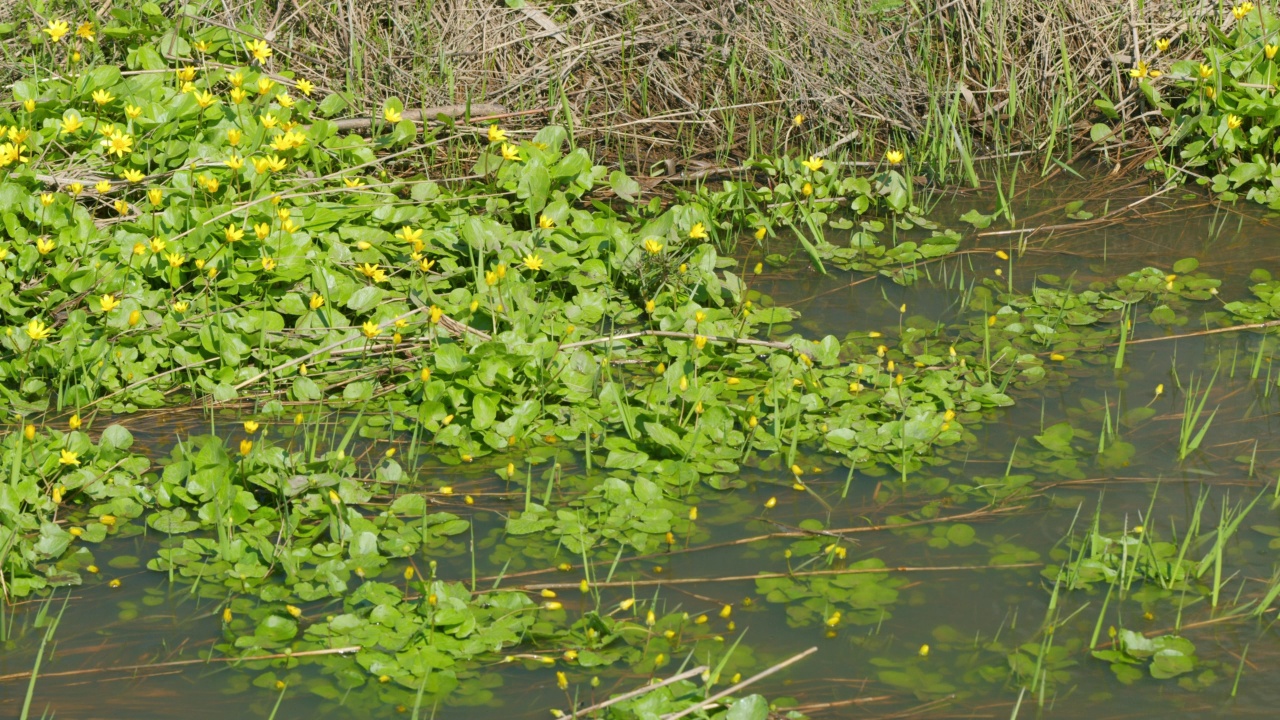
[
  {"xmin": 764, "ymin": 496, "xmax": 776, "ymax": 509},
  {"xmin": 919, "ymin": 644, "xmax": 930, "ymax": 657},
  {"xmin": 719, "ymin": 604, "xmax": 732, "ymax": 619}
]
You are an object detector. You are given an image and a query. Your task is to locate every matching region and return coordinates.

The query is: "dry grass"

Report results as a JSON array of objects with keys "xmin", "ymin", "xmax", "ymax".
[{"xmin": 8, "ymin": 1, "xmax": 1231, "ymax": 171}]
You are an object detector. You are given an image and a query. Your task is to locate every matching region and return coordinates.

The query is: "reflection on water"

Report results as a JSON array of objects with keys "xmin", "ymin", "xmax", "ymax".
[{"xmin": 5, "ymin": 180, "xmax": 1280, "ymax": 719}]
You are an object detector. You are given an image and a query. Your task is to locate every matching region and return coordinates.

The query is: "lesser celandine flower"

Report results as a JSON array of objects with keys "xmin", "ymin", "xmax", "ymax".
[
  {"xmin": 43, "ymin": 18, "xmax": 70, "ymax": 42},
  {"xmin": 166, "ymin": 252, "xmax": 184, "ymax": 268},
  {"xmin": 230, "ymin": 88, "xmax": 248, "ymax": 104},
  {"xmin": 1198, "ymin": 63, "xmax": 1214, "ymax": 79},
  {"xmin": 99, "ymin": 294, "xmax": 119, "ymax": 312},
  {"xmin": 40, "ymin": 193, "xmax": 54, "ymax": 207},
  {"xmin": 226, "ymin": 155, "xmax": 244, "ymax": 171},
  {"xmin": 102, "ymin": 131, "xmax": 134, "ymax": 157},
  {"xmin": 254, "ymin": 223, "xmax": 270, "ymax": 240},
  {"xmin": 125, "ymin": 104, "xmax": 142, "ymax": 119},
  {"xmin": 793, "ymin": 113, "xmax": 804, "ymax": 126},
  {"xmin": 500, "ymin": 143, "xmax": 520, "ymax": 161},
  {"xmin": 801, "ymin": 155, "xmax": 824, "ymax": 172},
  {"xmin": 689, "ymin": 222, "xmax": 708, "ymax": 239},
  {"xmin": 256, "ymin": 77, "xmax": 274, "ymax": 95},
  {"xmin": 92, "ymin": 88, "xmax": 113, "ymax": 106},
  {"xmin": 60, "ymin": 114, "xmax": 83, "ymax": 134},
  {"xmin": 643, "ymin": 238, "xmax": 663, "ymax": 254},
  {"xmin": 245, "ymin": 38, "xmax": 272, "ymax": 62},
  {"xmin": 296, "ymin": 78, "xmax": 314, "ymax": 96},
  {"xmin": 342, "ymin": 176, "xmax": 362, "ymax": 188},
  {"xmin": 239, "ymin": 439, "xmax": 253, "ymax": 455},
  {"xmin": 195, "ymin": 91, "xmax": 218, "ymax": 109},
  {"xmin": 1233, "ymin": 2, "xmax": 1255, "ymax": 20},
  {"xmin": 886, "ymin": 149, "xmax": 905, "ymax": 164},
  {"xmin": 69, "ymin": 182, "xmax": 83, "ymax": 195},
  {"xmin": 384, "ymin": 106, "xmax": 403, "ymax": 123},
  {"xmin": 172, "ymin": 300, "xmax": 189, "ymax": 312},
  {"xmin": 538, "ymin": 214, "xmax": 555, "ymax": 229},
  {"xmin": 310, "ymin": 293, "xmax": 325, "ymax": 310},
  {"xmin": 36, "ymin": 237, "xmax": 55, "ymax": 254},
  {"xmin": 522, "ymin": 254, "xmax": 544, "ymax": 272},
  {"xmin": 147, "ymin": 188, "xmax": 163, "ymax": 205},
  {"xmin": 121, "ymin": 168, "xmax": 144, "ymax": 183},
  {"xmin": 396, "ymin": 226, "xmax": 423, "ymax": 244},
  {"xmin": 26, "ymin": 319, "xmax": 52, "ymax": 341},
  {"xmin": 1227, "ymin": 114, "xmax": 1243, "ymax": 130},
  {"xmin": 261, "ymin": 256, "xmax": 276, "ymax": 271},
  {"xmin": 95, "ymin": 180, "xmax": 111, "ymax": 193},
  {"xmin": 276, "ymin": 93, "xmax": 295, "ymax": 108},
  {"xmin": 226, "ymin": 128, "xmax": 242, "ymax": 146},
  {"xmin": 76, "ymin": 21, "xmax": 94, "ymax": 41}
]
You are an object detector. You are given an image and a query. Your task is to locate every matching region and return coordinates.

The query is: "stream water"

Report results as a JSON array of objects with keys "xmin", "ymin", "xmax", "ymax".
[{"xmin": 4, "ymin": 179, "xmax": 1280, "ymax": 719}]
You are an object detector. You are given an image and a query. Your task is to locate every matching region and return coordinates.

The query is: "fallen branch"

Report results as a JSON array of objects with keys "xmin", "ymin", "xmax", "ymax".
[
  {"xmin": 661, "ymin": 647, "xmax": 817, "ymax": 720},
  {"xmin": 570, "ymin": 665, "xmax": 708, "ymax": 718},
  {"xmin": 330, "ymin": 104, "xmax": 508, "ymax": 132},
  {"xmin": 522, "ymin": 562, "xmax": 1039, "ymax": 591},
  {"xmin": 560, "ymin": 329, "xmax": 803, "ymax": 356},
  {"xmin": 0, "ymin": 645, "xmax": 361, "ymax": 683}
]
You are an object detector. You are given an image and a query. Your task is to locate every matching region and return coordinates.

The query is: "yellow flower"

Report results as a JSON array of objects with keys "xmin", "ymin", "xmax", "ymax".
[
  {"xmin": 754, "ymin": 227, "xmax": 766, "ymax": 241},
  {"xmin": 485, "ymin": 270, "xmax": 498, "ymax": 286},
  {"xmin": 429, "ymin": 305, "xmax": 443, "ymax": 323},
  {"xmin": 1233, "ymin": 2, "xmax": 1255, "ymax": 20},
  {"xmin": 1154, "ymin": 37, "xmax": 1171, "ymax": 52},
  {"xmin": 396, "ymin": 226, "xmax": 423, "ymax": 244},
  {"xmin": 801, "ymin": 182, "xmax": 813, "ymax": 196},
  {"xmin": 128, "ymin": 309, "xmax": 141, "ymax": 326},
  {"xmin": 1129, "ymin": 60, "xmax": 1161, "ymax": 79},
  {"xmin": 500, "ymin": 143, "xmax": 521, "ymax": 161},
  {"xmin": 694, "ymin": 335, "xmax": 707, "ymax": 350},
  {"xmin": 261, "ymin": 113, "xmax": 279, "ymax": 129},
  {"xmin": 95, "ymin": 180, "xmax": 111, "ymax": 194},
  {"xmin": 239, "ymin": 439, "xmax": 253, "ymax": 455},
  {"xmin": 69, "ymin": 182, "xmax": 83, "ymax": 196},
  {"xmin": 99, "ymin": 514, "xmax": 116, "ymax": 526},
  {"xmin": 59, "ymin": 449, "xmax": 79, "ymax": 465},
  {"xmin": 230, "ymin": 88, "xmax": 248, "ymax": 105},
  {"xmin": 261, "ymin": 256, "xmax": 277, "ymax": 271},
  {"xmin": 43, "ymin": 18, "xmax": 70, "ymax": 42},
  {"xmin": 264, "ymin": 154, "xmax": 287, "ymax": 172},
  {"xmin": 60, "ymin": 114, "xmax": 83, "ymax": 134},
  {"xmin": 885, "ymin": 149, "xmax": 905, "ymax": 165},
  {"xmin": 147, "ymin": 188, "xmax": 163, "ymax": 206},
  {"xmin": 224, "ymin": 225, "xmax": 245, "ymax": 243},
  {"xmin": 538, "ymin": 214, "xmax": 555, "ymax": 229},
  {"xmin": 419, "ymin": 257, "xmax": 435, "ymax": 272},
  {"xmin": 245, "ymin": 38, "xmax": 272, "ymax": 62},
  {"xmin": 172, "ymin": 300, "xmax": 189, "ymax": 313},
  {"xmin": 356, "ymin": 263, "xmax": 387, "ymax": 283},
  {"xmin": 76, "ymin": 21, "xmax": 95, "ymax": 41},
  {"xmin": 384, "ymin": 106, "xmax": 403, "ymax": 123},
  {"xmin": 793, "ymin": 113, "xmax": 804, "ymax": 126},
  {"xmin": 0, "ymin": 141, "xmax": 27, "ymax": 167},
  {"xmin": 251, "ymin": 223, "xmax": 269, "ymax": 240},
  {"xmin": 362, "ymin": 320, "xmax": 380, "ymax": 338},
  {"xmin": 556, "ymin": 671, "xmax": 568, "ymax": 690},
  {"xmin": 488, "ymin": 125, "xmax": 507, "ymax": 143},
  {"xmin": 310, "ymin": 293, "xmax": 325, "ymax": 310},
  {"xmin": 25, "ymin": 319, "xmax": 52, "ymax": 341},
  {"xmin": 281, "ymin": 218, "xmax": 299, "ymax": 233},
  {"xmin": 36, "ymin": 237, "xmax": 55, "ymax": 254},
  {"xmin": 40, "ymin": 193, "xmax": 54, "ymax": 207},
  {"xmin": 101, "ymin": 131, "xmax": 134, "ymax": 158},
  {"xmin": 228, "ymin": 71, "xmax": 245, "ymax": 88},
  {"xmin": 342, "ymin": 176, "xmax": 362, "ymax": 188},
  {"xmin": 99, "ymin": 294, "xmax": 120, "ymax": 312},
  {"xmin": 176, "ymin": 66, "xmax": 197, "ymax": 82},
  {"xmin": 195, "ymin": 91, "xmax": 218, "ymax": 109},
  {"xmin": 918, "ymin": 644, "xmax": 930, "ymax": 658},
  {"xmin": 92, "ymin": 88, "xmax": 113, "ymax": 106},
  {"xmin": 1227, "ymin": 114, "xmax": 1243, "ymax": 130},
  {"xmin": 125, "ymin": 104, "xmax": 142, "ymax": 119},
  {"xmin": 243, "ymin": 420, "xmax": 260, "ymax": 434},
  {"xmin": 296, "ymin": 79, "xmax": 314, "ymax": 96},
  {"xmin": 801, "ymin": 155, "xmax": 824, "ymax": 172},
  {"xmin": 276, "ymin": 93, "xmax": 294, "ymax": 108},
  {"xmin": 689, "ymin": 222, "xmax": 708, "ymax": 239},
  {"xmin": 256, "ymin": 77, "xmax": 274, "ymax": 95},
  {"xmin": 764, "ymin": 496, "xmax": 776, "ymax": 509},
  {"xmin": 225, "ymin": 129, "xmax": 242, "ymax": 148},
  {"xmin": 1268, "ymin": 44, "xmax": 1279, "ymax": 60},
  {"xmin": 121, "ymin": 168, "xmax": 144, "ymax": 183},
  {"xmin": 165, "ymin": 251, "xmax": 184, "ymax": 268},
  {"xmin": 69, "ymin": 414, "xmax": 81, "ymax": 430},
  {"xmin": 522, "ymin": 253, "xmax": 544, "ymax": 272},
  {"xmin": 226, "ymin": 155, "xmax": 244, "ymax": 171},
  {"xmin": 643, "ymin": 238, "xmax": 663, "ymax": 255},
  {"xmin": 1198, "ymin": 63, "xmax": 1215, "ymax": 79}
]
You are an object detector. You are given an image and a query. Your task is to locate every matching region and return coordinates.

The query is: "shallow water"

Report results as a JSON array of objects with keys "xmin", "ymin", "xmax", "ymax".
[{"xmin": 5, "ymin": 179, "xmax": 1280, "ymax": 719}]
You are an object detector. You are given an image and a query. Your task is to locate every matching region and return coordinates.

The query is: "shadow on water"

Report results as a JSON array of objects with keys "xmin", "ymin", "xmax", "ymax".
[{"xmin": 5, "ymin": 179, "xmax": 1280, "ymax": 719}]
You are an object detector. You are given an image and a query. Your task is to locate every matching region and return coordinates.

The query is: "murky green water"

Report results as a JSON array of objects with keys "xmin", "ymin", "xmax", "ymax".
[{"xmin": 5, "ymin": 179, "xmax": 1280, "ymax": 718}]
